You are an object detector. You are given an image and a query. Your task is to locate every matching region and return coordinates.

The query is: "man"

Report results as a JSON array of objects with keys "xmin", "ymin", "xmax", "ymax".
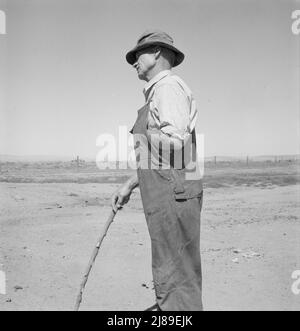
[{"xmin": 111, "ymin": 30, "xmax": 203, "ymax": 311}]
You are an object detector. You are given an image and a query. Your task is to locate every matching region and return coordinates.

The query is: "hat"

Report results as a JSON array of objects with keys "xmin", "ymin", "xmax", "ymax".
[{"xmin": 126, "ymin": 29, "xmax": 184, "ymax": 67}]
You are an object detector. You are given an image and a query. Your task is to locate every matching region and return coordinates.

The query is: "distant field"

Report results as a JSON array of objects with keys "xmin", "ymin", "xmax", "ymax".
[{"xmin": 0, "ymin": 160, "xmax": 299, "ymax": 188}]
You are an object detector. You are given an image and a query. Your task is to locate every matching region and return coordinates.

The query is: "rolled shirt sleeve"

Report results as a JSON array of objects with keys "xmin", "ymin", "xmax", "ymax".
[
  {"xmin": 147, "ymin": 79, "xmax": 197, "ymax": 151},
  {"xmin": 152, "ymin": 82, "xmax": 190, "ymax": 138}
]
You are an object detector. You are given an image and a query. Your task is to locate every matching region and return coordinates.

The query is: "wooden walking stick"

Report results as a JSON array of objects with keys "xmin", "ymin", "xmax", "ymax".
[{"xmin": 74, "ymin": 209, "xmax": 117, "ymax": 311}]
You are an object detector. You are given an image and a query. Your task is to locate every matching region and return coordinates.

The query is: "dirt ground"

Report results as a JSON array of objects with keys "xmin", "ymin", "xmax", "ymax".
[{"xmin": 0, "ymin": 162, "xmax": 299, "ymax": 311}]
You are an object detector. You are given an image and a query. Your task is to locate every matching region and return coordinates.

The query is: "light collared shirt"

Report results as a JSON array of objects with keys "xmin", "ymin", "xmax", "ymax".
[{"xmin": 143, "ymin": 70, "xmax": 198, "ymax": 145}]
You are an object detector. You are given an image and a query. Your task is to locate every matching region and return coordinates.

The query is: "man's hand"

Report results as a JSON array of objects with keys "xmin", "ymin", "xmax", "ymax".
[
  {"xmin": 111, "ymin": 174, "xmax": 139, "ymax": 212},
  {"xmin": 111, "ymin": 182, "xmax": 132, "ymax": 212}
]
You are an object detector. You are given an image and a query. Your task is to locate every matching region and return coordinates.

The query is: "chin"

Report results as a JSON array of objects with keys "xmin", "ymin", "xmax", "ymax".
[{"xmin": 137, "ymin": 72, "xmax": 146, "ymax": 81}]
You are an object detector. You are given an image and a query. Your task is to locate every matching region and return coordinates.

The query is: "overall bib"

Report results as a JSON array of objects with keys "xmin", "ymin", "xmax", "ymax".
[{"xmin": 131, "ymin": 100, "xmax": 203, "ymax": 311}]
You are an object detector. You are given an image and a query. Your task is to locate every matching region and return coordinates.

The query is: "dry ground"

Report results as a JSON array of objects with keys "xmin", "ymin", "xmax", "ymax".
[{"xmin": 0, "ymin": 161, "xmax": 299, "ymax": 310}]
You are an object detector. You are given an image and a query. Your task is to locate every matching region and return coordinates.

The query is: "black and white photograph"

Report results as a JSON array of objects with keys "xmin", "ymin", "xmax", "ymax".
[{"xmin": 0, "ymin": 0, "xmax": 299, "ymax": 313}]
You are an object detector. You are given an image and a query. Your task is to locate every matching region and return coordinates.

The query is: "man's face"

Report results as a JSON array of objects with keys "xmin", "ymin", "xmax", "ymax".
[{"xmin": 133, "ymin": 47, "xmax": 157, "ymax": 81}]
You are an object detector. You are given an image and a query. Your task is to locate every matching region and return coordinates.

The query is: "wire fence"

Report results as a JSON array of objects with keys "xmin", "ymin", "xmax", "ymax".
[{"xmin": 204, "ymin": 155, "xmax": 300, "ymax": 165}]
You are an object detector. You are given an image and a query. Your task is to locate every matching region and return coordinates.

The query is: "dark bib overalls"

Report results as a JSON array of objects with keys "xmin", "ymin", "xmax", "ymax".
[{"xmin": 131, "ymin": 99, "xmax": 203, "ymax": 311}]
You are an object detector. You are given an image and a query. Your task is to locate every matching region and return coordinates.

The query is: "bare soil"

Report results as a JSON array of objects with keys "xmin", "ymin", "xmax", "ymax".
[{"xmin": 0, "ymin": 161, "xmax": 299, "ymax": 310}]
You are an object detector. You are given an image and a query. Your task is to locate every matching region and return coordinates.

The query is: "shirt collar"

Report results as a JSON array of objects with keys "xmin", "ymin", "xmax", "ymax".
[{"xmin": 143, "ymin": 70, "xmax": 171, "ymax": 98}]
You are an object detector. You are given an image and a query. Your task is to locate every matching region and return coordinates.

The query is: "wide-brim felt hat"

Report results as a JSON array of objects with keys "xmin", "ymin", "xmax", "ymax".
[{"xmin": 126, "ymin": 29, "xmax": 184, "ymax": 67}]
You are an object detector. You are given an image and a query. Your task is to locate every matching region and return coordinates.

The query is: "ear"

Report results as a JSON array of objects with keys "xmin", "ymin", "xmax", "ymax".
[{"xmin": 154, "ymin": 46, "xmax": 162, "ymax": 60}]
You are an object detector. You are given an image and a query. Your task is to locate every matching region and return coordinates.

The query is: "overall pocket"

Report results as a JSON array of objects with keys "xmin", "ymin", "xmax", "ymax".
[
  {"xmin": 156, "ymin": 168, "xmax": 203, "ymax": 200},
  {"xmin": 156, "ymin": 168, "xmax": 186, "ymax": 197},
  {"xmin": 171, "ymin": 168, "xmax": 203, "ymax": 201}
]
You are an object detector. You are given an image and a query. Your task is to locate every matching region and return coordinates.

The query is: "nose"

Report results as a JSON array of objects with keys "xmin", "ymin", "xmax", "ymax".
[{"xmin": 133, "ymin": 60, "xmax": 138, "ymax": 69}]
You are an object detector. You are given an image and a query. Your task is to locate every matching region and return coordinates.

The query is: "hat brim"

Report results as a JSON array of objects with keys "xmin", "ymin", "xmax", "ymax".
[{"xmin": 126, "ymin": 42, "xmax": 184, "ymax": 67}]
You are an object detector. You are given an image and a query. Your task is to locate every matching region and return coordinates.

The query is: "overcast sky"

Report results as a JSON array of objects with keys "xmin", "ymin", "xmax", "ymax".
[{"xmin": 0, "ymin": 0, "xmax": 299, "ymax": 158}]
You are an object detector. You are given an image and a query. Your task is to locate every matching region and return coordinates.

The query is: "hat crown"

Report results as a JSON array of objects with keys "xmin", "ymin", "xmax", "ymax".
[
  {"xmin": 126, "ymin": 29, "xmax": 184, "ymax": 67},
  {"xmin": 137, "ymin": 29, "xmax": 174, "ymax": 46}
]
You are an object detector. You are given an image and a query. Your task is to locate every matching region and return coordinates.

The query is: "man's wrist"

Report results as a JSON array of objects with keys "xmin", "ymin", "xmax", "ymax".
[{"xmin": 127, "ymin": 176, "xmax": 139, "ymax": 190}]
